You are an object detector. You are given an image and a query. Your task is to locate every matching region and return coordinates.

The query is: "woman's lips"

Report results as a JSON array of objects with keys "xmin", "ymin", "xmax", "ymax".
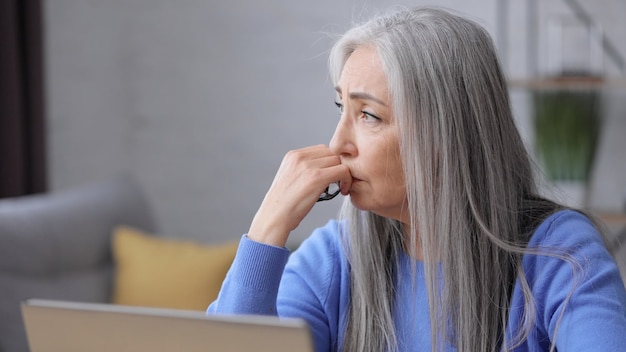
[{"xmin": 350, "ymin": 177, "xmax": 364, "ymax": 190}]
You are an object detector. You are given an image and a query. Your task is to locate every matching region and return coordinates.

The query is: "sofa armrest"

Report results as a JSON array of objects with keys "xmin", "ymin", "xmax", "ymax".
[{"xmin": 0, "ymin": 175, "xmax": 155, "ymax": 352}]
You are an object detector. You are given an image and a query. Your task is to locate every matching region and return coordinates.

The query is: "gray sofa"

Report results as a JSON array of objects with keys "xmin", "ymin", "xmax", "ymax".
[{"xmin": 0, "ymin": 176, "xmax": 155, "ymax": 352}]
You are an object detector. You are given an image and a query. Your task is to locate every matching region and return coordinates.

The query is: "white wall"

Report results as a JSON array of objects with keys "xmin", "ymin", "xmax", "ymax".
[{"xmin": 43, "ymin": 0, "xmax": 626, "ymax": 244}]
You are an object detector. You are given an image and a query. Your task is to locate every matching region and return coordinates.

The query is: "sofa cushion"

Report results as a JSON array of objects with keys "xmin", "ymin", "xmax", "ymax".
[
  {"xmin": 112, "ymin": 226, "xmax": 237, "ymax": 311},
  {"xmin": 0, "ymin": 176, "xmax": 155, "ymax": 352}
]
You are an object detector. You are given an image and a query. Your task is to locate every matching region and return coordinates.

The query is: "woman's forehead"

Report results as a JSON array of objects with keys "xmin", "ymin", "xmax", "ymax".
[{"xmin": 336, "ymin": 47, "xmax": 389, "ymax": 102}]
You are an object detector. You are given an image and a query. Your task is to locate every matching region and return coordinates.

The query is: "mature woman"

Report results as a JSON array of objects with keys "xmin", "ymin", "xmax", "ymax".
[{"xmin": 208, "ymin": 7, "xmax": 626, "ymax": 351}]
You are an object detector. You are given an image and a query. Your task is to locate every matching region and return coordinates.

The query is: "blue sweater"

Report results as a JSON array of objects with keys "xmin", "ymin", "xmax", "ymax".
[{"xmin": 208, "ymin": 210, "xmax": 626, "ymax": 351}]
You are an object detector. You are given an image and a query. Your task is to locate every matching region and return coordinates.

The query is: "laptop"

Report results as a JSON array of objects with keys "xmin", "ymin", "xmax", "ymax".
[{"xmin": 22, "ymin": 299, "xmax": 314, "ymax": 352}]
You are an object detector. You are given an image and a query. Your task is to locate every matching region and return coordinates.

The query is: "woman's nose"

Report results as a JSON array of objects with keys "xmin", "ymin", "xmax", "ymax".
[{"xmin": 329, "ymin": 116, "xmax": 357, "ymax": 157}]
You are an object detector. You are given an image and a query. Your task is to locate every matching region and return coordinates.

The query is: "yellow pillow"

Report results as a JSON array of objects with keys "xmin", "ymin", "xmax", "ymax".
[{"xmin": 111, "ymin": 226, "xmax": 238, "ymax": 311}]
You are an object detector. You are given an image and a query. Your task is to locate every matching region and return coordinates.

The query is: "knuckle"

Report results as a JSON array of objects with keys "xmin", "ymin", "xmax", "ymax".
[{"xmin": 284, "ymin": 150, "xmax": 303, "ymax": 164}]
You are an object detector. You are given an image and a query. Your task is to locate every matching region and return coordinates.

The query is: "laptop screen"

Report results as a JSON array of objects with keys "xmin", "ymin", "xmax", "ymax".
[{"xmin": 22, "ymin": 299, "xmax": 314, "ymax": 352}]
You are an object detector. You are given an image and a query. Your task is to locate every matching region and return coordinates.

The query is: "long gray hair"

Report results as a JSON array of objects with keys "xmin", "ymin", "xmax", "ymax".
[{"xmin": 329, "ymin": 7, "xmax": 563, "ymax": 351}]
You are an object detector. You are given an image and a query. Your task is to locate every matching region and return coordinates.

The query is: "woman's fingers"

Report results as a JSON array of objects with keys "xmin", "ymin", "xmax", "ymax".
[
  {"xmin": 325, "ymin": 163, "xmax": 352, "ymax": 196},
  {"xmin": 271, "ymin": 145, "xmax": 346, "ymax": 196},
  {"xmin": 247, "ymin": 145, "xmax": 350, "ymax": 246}
]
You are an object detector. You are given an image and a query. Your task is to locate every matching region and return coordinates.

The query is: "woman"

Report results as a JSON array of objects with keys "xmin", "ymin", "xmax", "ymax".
[{"xmin": 208, "ymin": 7, "xmax": 626, "ymax": 351}]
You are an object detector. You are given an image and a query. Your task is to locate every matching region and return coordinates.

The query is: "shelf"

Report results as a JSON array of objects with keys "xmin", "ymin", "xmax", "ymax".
[
  {"xmin": 596, "ymin": 211, "xmax": 626, "ymax": 225},
  {"xmin": 508, "ymin": 77, "xmax": 626, "ymax": 90}
]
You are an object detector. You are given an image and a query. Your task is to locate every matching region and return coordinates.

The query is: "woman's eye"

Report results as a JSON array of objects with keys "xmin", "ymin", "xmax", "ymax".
[
  {"xmin": 334, "ymin": 101, "xmax": 344, "ymax": 113},
  {"xmin": 362, "ymin": 111, "xmax": 381, "ymax": 121}
]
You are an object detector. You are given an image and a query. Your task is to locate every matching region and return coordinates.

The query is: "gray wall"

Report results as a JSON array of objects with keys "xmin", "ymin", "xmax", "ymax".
[{"xmin": 43, "ymin": 0, "xmax": 626, "ymax": 244}]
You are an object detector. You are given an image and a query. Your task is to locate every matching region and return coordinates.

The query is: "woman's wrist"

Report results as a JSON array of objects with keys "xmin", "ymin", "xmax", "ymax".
[{"xmin": 247, "ymin": 217, "xmax": 290, "ymax": 247}]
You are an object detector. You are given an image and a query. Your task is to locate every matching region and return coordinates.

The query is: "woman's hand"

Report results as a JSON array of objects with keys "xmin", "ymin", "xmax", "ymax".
[{"xmin": 247, "ymin": 144, "xmax": 351, "ymax": 247}]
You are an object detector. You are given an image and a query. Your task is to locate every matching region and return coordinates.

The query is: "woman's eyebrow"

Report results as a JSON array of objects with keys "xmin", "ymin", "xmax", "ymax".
[{"xmin": 334, "ymin": 86, "xmax": 388, "ymax": 107}]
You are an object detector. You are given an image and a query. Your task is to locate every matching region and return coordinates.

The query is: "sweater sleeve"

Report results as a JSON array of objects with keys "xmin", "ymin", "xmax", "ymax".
[
  {"xmin": 206, "ymin": 221, "xmax": 345, "ymax": 352},
  {"xmin": 276, "ymin": 222, "xmax": 346, "ymax": 352},
  {"xmin": 206, "ymin": 235, "xmax": 290, "ymax": 315},
  {"xmin": 527, "ymin": 210, "xmax": 626, "ymax": 350}
]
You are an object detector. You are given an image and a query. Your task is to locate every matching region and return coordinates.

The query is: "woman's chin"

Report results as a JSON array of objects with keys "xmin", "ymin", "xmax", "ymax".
[{"xmin": 348, "ymin": 194, "xmax": 368, "ymax": 211}]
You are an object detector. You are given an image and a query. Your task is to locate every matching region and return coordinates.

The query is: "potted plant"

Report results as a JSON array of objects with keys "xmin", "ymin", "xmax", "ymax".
[{"xmin": 532, "ymin": 73, "xmax": 604, "ymax": 208}]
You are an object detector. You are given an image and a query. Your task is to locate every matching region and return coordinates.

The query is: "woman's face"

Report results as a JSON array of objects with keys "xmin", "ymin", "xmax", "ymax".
[{"xmin": 330, "ymin": 46, "xmax": 408, "ymax": 223}]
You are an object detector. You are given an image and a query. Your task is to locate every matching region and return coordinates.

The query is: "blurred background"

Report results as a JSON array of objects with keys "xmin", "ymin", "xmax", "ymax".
[{"xmin": 3, "ymin": 0, "xmax": 626, "ymax": 245}]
